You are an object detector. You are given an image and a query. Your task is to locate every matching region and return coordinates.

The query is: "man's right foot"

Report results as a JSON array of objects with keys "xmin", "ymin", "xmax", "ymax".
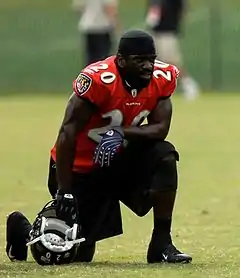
[{"xmin": 6, "ymin": 211, "xmax": 32, "ymax": 261}]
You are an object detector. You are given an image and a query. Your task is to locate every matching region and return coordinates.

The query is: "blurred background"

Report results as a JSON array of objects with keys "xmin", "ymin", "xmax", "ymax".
[{"xmin": 1, "ymin": 0, "xmax": 240, "ymax": 95}]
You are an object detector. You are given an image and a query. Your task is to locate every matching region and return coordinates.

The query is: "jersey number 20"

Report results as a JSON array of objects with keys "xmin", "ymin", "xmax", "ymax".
[
  {"xmin": 88, "ymin": 109, "xmax": 150, "ymax": 143},
  {"xmin": 86, "ymin": 60, "xmax": 170, "ymax": 143}
]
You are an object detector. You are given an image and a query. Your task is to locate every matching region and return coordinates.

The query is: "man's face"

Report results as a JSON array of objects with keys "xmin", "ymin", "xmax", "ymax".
[{"xmin": 123, "ymin": 54, "xmax": 156, "ymax": 83}]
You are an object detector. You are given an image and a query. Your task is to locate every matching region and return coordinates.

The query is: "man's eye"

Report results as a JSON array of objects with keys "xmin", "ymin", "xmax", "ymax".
[{"xmin": 135, "ymin": 58, "xmax": 143, "ymax": 63}]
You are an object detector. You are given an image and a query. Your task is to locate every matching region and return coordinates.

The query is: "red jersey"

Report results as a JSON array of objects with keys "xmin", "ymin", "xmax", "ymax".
[{"xmin": 51, "ymin": 56, "xmax": 179, "ymax": 173}]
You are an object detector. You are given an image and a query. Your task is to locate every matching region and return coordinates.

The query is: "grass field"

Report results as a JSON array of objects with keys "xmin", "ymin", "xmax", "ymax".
[{"xmin": 0, "ymin": 93, "xmax": 240, "ymax": 278}]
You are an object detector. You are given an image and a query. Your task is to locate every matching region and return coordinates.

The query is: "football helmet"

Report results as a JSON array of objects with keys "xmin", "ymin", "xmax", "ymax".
[{"xmin": 27, "ymin": 200, "xmax": 85, "ymax": 265}]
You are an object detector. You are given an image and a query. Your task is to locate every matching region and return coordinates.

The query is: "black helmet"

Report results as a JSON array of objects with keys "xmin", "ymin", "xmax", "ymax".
[{"xmin": 27, "ymin": 200, "xmax": 85, "ymax": 265}]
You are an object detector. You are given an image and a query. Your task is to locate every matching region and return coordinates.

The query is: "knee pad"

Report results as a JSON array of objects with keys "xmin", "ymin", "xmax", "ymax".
[
  {"xmin": 153, "ymin": 141, "xmax": 179, "ymax": 161},
  {"xmin": 151, "ymin": 149, "xmax": 178, "ymax": 192}
]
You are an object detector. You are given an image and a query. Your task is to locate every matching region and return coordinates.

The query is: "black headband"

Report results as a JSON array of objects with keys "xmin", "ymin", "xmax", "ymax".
[{"xmin": 117, "ymin": 29, "xmax": 156, "ymax": 56}]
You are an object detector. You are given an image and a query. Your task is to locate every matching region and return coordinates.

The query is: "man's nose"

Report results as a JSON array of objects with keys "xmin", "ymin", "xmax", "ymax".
[{"xmin": 143, "ymin": 61, "xmax": 153, "ymax": 70}]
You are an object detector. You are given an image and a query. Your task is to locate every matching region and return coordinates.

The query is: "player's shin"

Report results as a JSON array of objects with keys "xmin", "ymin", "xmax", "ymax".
[
  {"xmin": 151, "ymin": 190, "xmax": 176, "ymax": 246},
  {"xmin": 149, "ymin": 153, "xmax": 178, "ymax": 245},
  {"xmin": 147, "ymin": 153, "xmax": 192, "ymax": 263}
]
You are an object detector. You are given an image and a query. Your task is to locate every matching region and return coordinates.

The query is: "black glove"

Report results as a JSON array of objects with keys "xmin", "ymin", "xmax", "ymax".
[{"xmin": 55, "ymin": 190, "xmax": 78, "ymax": 226}]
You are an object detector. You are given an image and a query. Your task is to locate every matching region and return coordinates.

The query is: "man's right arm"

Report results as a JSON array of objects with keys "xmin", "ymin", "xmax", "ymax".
[{"xmin": 55, "ymin": 94, "xmax": 95, "ymax": 192}]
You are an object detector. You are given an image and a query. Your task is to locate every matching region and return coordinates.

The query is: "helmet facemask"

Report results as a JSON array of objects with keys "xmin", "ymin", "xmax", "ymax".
[{"xmin": 28, "ymin": 200, "xmax": 85, "ymax": 265}]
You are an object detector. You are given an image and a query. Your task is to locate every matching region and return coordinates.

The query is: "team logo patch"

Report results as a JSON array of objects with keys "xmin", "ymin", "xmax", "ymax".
[{"xmin": 75, "ymin": 73, "xmax": 92, "ymax": 95}]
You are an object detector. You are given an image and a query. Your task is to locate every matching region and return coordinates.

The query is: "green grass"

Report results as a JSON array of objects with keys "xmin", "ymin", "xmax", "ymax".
[{"xmin": 0, "ymin": 93, "xmax": 240, "ymax": 277}]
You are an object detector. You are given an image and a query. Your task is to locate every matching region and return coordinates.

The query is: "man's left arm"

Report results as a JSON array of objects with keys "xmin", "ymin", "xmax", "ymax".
[
  {"xmin": 146, "ymin": 0, "xmax": 162, "ymax": 28},
  {"xmin": 122, "ymin": 97, "xmax": 172, "ymax": 141}
]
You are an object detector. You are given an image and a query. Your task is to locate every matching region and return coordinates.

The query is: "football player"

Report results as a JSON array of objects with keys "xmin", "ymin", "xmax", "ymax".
[{"xmin": 6, "ymin": 29, "xmax": 192, "ymax": 264}]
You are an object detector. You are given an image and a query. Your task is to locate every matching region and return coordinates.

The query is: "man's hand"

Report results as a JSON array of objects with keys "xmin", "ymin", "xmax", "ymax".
[
  {"xmin": 146, "ymin": 5, "xmax": 161, "ymax": 28},
  {"xmin": 93, "ymin": 127, "xmax": 124, "ymax": 167},
  {"xmin": 55, "ymin": 190, "xmax": 78, "ymax": 226}
]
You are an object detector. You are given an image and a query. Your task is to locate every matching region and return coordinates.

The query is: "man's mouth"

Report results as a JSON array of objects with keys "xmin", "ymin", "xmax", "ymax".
[{"xmin": 140, "ymin": 71, "xmax": 152, "ymax": 79}]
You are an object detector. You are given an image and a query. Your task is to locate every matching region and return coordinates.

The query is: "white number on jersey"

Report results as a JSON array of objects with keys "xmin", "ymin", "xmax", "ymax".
[
  {"xmin": 84, "ymin": 63, "xmax": 116, "ymax": 84},
  {"xmin": 153, "ymin": 60, "xmax": 172, "ymax": 81},
  {"xmin": 88, "ymin": 110, "xmax": 150, "ymax": 143}
]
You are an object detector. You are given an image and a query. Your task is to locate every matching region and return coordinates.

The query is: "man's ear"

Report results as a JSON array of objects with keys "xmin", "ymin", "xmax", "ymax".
[{"xmin": 116, "ymin": 55, "xmax": 127, "ymax": 68}]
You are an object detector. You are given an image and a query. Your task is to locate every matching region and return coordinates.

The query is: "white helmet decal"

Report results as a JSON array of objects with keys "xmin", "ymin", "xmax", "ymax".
[{"xmin": 27, "ymin": 216, "xmax": 85, "ymax": 253}]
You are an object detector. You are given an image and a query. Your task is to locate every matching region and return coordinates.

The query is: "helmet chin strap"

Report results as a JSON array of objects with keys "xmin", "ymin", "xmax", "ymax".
[{"xmin": 27, "ymin": 217, "xmax": 85, "ymax": 248}]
